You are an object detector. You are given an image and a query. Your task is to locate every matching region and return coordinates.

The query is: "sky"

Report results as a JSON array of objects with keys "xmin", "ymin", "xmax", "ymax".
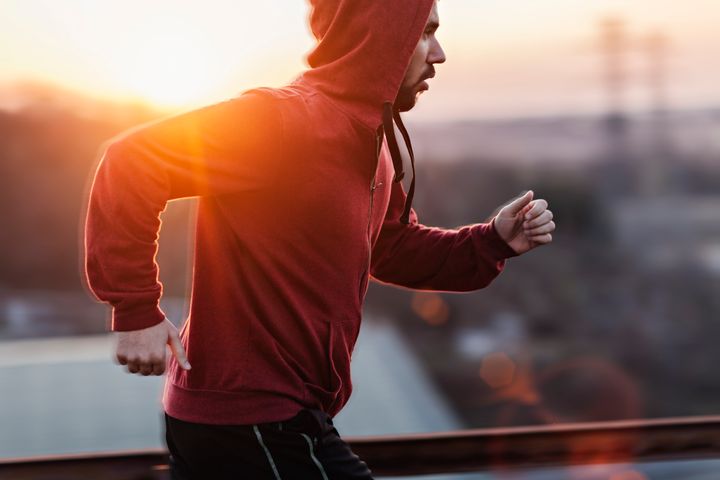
[{"xmin": 1, "ymin": 0, "xmax": 719, "ymax": 121}]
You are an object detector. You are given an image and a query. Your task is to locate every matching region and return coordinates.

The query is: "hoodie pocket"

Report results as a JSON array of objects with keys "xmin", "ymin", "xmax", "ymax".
[
  {"xmin": 302, "ymin": 315, "xmax": 360, "ymax": 415},
  {"xmin": 358, "ymin": 268, "xmax": 370, "ymax": 302},
  {"xmin": 328, "ymin": 315, "xmax": 362, "ymax": 415},
  {"xmin": 328, "ymin": 320, "xmax": 344, "ymax": 396},
  {"xmin": 302, "ymin": 319, "xmax": 341, "ymax": 407}
]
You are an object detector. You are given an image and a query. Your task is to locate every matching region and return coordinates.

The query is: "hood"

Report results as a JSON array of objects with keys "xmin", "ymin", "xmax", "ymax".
[
  {"xmin": 299, "ymin": 0, "xmax": 435, "ymax": 130},
  {"xmin": 298, "ymin": 0, "xmax": 435, "ymax": 223}
]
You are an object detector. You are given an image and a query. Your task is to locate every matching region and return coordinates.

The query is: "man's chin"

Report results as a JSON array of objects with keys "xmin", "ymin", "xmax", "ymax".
[
  {"xmin": 396, "ymin": 103, "xmax": 413, "ymax": 113},
  {"xmin": 394, "ymin": 93, "xmax": 419, "ymax": 113}
]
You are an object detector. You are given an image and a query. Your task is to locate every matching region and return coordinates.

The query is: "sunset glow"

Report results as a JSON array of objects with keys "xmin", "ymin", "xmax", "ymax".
[
  {"xmin": 110, "ymin": 25, "xmax": 224, "ymax": 108},
  {"xmin": 1, "ymin": 0, "xmax": 719, "ymax": 119}
]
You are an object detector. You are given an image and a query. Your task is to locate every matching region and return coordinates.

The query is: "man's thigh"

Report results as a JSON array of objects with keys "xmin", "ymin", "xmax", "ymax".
[
  {"xmin": 165, "ymin": 413, "xmax": 278, "ymax": 479},
  {"xmin": 314, "ymin": 424, "xmax": 374, "ymax": 480}
]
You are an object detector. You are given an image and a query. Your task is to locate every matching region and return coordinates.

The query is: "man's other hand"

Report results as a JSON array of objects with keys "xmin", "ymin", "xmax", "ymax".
[
  {"xmin": 114, "ymin": 317, "xmax": 192, "ymax": 376},
  {"xmin": 493, "ymin": 190, "xmax": 555, "ymax": 255}
]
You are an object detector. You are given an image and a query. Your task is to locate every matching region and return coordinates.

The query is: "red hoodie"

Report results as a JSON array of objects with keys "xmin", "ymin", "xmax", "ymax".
[{"xmin": 84, "ymin": 0, "xmax": 518, "ymax": 425}]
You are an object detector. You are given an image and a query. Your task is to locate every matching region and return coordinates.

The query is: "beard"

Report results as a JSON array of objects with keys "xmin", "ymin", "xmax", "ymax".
[
  {"xmin": 394, "ymin": 69, "xmax": 433, "ymax": 112},
  {"xmin": 394, "ymin": 83, "xmax": 422, "ymax": 112}
]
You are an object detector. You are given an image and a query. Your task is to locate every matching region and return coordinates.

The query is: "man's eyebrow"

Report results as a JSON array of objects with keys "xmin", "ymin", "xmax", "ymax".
[{"xmin": 426, "ymin": 21, "xmax": 440, "ymax": 30}]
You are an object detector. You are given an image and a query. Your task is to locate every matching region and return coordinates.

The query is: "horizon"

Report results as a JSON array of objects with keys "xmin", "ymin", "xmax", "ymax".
[{"xmin": 3, "ymin": 78, "xmax": 720, "ymax": 126}]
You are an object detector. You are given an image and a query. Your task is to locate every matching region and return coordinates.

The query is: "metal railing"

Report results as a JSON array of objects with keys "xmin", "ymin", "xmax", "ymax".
[{"xmin": 2, "ymin": 416, "xmax": 720, "ymax": 479}]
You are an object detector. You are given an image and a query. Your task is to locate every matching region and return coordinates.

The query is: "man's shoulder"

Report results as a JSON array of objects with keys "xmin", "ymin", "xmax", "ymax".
[
  {"xmin": 226, "ymin": 85, "xmax": 315, "ymax": 122},
  {"xmin": 231, "ymin": 84, "xmax": 363, "ymax": 142},
  {"xmin": 238, "ymin": 84, "xmax": 315, "ymax": 105}
]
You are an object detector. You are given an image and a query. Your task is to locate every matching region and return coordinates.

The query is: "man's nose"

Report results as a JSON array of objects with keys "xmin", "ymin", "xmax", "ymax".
[{"xmin": 429, "ymin": 39, "xmax": 446, "ymax": 65}]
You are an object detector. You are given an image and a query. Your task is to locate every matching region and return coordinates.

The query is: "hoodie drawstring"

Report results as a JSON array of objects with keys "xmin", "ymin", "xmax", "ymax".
[{"xmin": 382, "ymin": 101, "xmax": 416, "ymax": 225}]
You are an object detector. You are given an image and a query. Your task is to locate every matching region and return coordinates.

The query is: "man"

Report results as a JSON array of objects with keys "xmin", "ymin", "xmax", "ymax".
[{"xmin": 84, "ymin": 0, "xmax": 555, "ymax": 478}]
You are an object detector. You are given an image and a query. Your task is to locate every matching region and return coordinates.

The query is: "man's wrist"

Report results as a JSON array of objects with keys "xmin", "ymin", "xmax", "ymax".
[
  {"xmin": 111, "ymin": 304, "xmax": 166, "ymax": 332},
  {"xmin": 483, "ymin": 218, "xmax": 519, "ymax": 259}
]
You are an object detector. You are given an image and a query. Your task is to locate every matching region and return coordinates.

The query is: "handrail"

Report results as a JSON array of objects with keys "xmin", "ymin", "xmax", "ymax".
[
  {"xmin": 350, "ymin": 415, "xmax": 720, "ymax": 475},
  {"xmin": 2, "ymin": 416, "xmax": 720, "ymax": 478}
]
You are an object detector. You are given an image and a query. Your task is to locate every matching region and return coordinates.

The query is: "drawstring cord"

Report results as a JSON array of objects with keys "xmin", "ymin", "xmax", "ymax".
[
  {"xmin": 382, "ymin": 101, "xmax": 416, "ymax": 225},
  {"xmin": 382, "ymin": 102, "xmax": 405, "ymax": 183}
]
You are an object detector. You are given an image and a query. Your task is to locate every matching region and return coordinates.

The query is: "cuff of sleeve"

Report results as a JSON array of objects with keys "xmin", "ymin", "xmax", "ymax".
[
  {"xmin": 111, "ymin": 303, "xmax": 166, "ymax": 332},
  {"xmin": 472, "ymin": 218, "xmax": 519, "ymax": 260}
]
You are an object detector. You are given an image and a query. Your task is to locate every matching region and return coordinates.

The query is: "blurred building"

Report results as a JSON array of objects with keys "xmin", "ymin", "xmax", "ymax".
[{"xmin": 609, "ymin": 195, "xmax": 720, "ymax": 275}]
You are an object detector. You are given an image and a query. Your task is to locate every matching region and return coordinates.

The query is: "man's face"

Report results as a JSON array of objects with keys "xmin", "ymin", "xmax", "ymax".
[{"xmin": 395, "ymin": 1, "xmax": 446, "ymax": 112}]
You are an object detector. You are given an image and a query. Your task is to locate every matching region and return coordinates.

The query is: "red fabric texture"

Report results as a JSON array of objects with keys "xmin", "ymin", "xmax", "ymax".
[{"xmin": 84, "ymin": 0, "xmax": 518, "ymax": 425}]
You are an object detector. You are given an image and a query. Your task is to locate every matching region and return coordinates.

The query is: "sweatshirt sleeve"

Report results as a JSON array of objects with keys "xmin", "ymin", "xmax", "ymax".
[
  {"xmin": 84, "ymin": 91, "xmax": 283, "ymax": 332},
  {"xmin": 370, "ymin": 181, "xmax": 519, "ymax": 291}
]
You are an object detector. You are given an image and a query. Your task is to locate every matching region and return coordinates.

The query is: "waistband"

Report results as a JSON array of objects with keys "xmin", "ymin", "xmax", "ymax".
[{"xmin": 261, "ymin": 408, "xmax": 334, "ymax": 438}]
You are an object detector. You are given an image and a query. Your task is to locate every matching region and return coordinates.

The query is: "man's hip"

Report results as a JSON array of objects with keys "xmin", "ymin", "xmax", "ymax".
[{"xmin": 164, "ymin": 407, "xmax": 374, "ymax": 480}]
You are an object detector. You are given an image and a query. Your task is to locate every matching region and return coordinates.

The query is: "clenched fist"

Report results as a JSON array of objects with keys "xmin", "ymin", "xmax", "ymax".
[
  {"xmin": 493, "ymin": 190, "xmax": 555, "ymax": 255},
  {"xmin": 114, "ymin": 317, "xmax": 192, "ymax": 376}
]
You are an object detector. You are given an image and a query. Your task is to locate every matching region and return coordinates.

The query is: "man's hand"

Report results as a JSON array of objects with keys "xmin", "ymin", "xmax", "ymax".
[
  {"xmin": 114, "ymin": 317, "xmax": 192, "ymax": 376},
  {"xmin": 493, "ymin": 190, "xmax": 555, "ymax": 255}
]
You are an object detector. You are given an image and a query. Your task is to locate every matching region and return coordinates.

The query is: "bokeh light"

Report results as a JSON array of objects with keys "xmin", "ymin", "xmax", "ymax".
[
  {"xmin": 411, "ymin": 292, "xmax": 450, "ymax": 326},
  {"xmin": 479, "ymin": 352, "xmax": 516, "ymax": 389}
]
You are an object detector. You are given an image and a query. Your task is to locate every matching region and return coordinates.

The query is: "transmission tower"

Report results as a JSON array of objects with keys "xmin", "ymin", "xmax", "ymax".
[
  {"xmin": 642, "ymin": 30, "xmax": 680, "ymax": 194},
  {"xmin": 597, "ymin": 16, "xmax": 634, "ymax": 195}
]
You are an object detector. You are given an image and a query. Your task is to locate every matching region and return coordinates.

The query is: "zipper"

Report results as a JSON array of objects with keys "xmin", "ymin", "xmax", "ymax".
[{"xmin": 360, "ymin": 132, "xmax": 383, "ymax": 301}]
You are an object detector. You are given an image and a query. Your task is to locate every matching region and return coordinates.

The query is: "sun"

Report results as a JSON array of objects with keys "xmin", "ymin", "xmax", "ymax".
[
  {"xmin": 127, "ymin": 32, "xmax": 215, "ymax": 107},
  {"xmin": 115, "ymin": 27, "xmax": 226, "ymax": 109}
]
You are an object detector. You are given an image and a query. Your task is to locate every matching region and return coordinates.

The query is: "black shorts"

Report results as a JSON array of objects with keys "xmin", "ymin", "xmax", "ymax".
[{"xmin": 164, "ymin": 408, "xmax": 375, "ymax": 480}]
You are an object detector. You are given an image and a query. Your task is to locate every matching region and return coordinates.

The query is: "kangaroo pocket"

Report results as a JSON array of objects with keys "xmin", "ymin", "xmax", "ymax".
[
  {"xmin": 302, "ymin": 315, "xmax": 361, "ymax": 415},
  {"xmin": 324, "ymin": 316, "xmax": 361, "ymax": 415}
]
